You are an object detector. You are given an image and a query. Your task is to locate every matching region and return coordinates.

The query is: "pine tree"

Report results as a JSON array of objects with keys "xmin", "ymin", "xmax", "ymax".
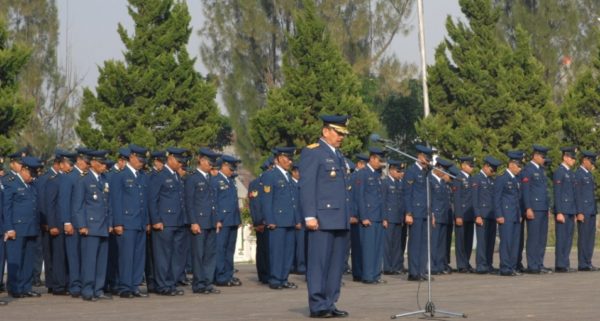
[
  {"xmin": 0, "ymin": 19, "xmax": 33, "ymax": 155},
  {"xmin": 76, "ymin": 0, "xmax": 230, "ymax": 151},
  {"xmin": 249, "ymin": 0, "xmax": 378, "ymax": 159},
  {"xmin": 416, "ymin": 0, "xmax": 560, "ymax": 164}
]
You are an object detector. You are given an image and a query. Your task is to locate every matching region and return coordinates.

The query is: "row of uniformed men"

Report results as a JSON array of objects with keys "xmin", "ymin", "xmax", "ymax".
[
  {"xmin": 0, "ymin": 145, "xmax": 244, "ymax": 304},
  {"xmin": 342, "ymin": 144, "xmax": 598, "ymax": 283}
]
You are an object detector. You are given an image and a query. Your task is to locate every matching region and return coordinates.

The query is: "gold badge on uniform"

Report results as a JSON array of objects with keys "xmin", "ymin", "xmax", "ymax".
[
  {"xmin": 250, "ymin": 190, "xmax": 258, "ymax": 198},
  {"xmin": 264, "ymin": 185, "xmax": 271, "ymax": 193},
  {"xmin": 104, "ymin": 183, "xmax": 110, "ymax": 193},
  {"xmin": 330, "ymin": 168, "xmax": 336, "ymax": 178}
]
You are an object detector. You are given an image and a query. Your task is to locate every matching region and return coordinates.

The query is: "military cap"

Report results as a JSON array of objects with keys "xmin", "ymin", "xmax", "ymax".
[
  {"xmin": 118, "ymin": 147, "xmax": 131, "ymax": 159},
  {"xmin": 532, "ymin": 145, "xmax": 549, "ymax": 155},
  {"xmin": 55, "ymin": 149, "xmax": 77, "ymax": 164},
  {"xmin": 75, "ymin": 146, "xmax": 93, "ymax": 162},
  {"xmin": 105, "ymin": 159, "xmax": 116, "ymax": 169},
  {"xmin": 320, "ymin": 115, "xmax": 349, "ymax": 134},
  {"xmin": 387, "ymin": 159, "xmax": 401, "ymax": 167},
  {"xmin": 166, "ymin": 147, "xmax": 191, "ymax": 163},
  {"xmin": 415, "ymin": 144, "xmax": 433, "ymax": 160},
  {"xmin": 218, "ymin": 155, "xmax": 241, "ymax": 170},
  {"xmin": 151, "ymin": 150, "xmax": 167, "ymax": 162},
  {"xmin": 581, "ymin": 150, "xmax": 597, "ymax": 164},
  {"xmin": 89, "ymin": 150, "xmax": 110, "ymax": 163},
  {"xmin": 129, "ymin": 144, "xmax": 149, "ymax": 163},
  {"xmin": 368, "ymin": 147, "xmax": 387, "ymax": 161},
  {"xmin": 560, "ymin": 146, "xmax": 577, "ymax": 158},
  {"xmin": 273, "ymin": 146, "xmax": 296, "ymax": 158},
  {"xmin": 435, "ymin": 158, "xmax": 453, "ymax": 169},
  {"xmin": 260, "ymin": 159, "xmax": 271, "ymax": 171},
  {"xmin": 507, "ymin": 151, "xmax": 525, "ymax": 164},
  {"xmin": 458, "ymin": 156, "xmax": 474, "ymax": 166},
  {"xmin": 8, "ymin": 147, "xmax": 28, "ymax": 162},
  {"xmin": 448, "ymin": 165, "xmax": 461, "ymax": 177},
  {"xmin": 21, "ymin": 156, "xmax": 43, "ymax": 170},
  {"xmin": 483, "ymin": 156, "xmax": 502, "ymax": 169},
  {"xmin": 355, "ymin": 154, "xmax": 369, "ymax": 162}
]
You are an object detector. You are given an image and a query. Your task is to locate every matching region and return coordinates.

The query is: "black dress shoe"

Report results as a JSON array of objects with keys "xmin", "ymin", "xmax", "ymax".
[
  {"xmin": 52, "ymin": 290, "xmax": 71, "ymax": 296},
  {"xmin": 525, "ymin": 268, "xmax": 541, "ymax": 274},
  {"xmin": 71, "ymin": 293, "xmax": 81, "ymax": 298},
  {"xmin": 578, "ymin": 266, "xmax": 600, "ymax": 272},
  {"xmin": 540, "ymin": 267, "xmax": 553, "ymax": 274},
  {"xmin": 174, "ymin": 288, "xmax": 185, "ymax": 296},
  {"xmin": 309, "ymin": 310, "xmax": 332, "ymax": 318},
  {"xmin": 407, "ymin": 275, "xmax": 421, "ymax": 281},
  {"xmin": 96, "ymin": 294, "xmax": 113, "ymax": 300},
  {"xmin": 32, "ymin": 279, "xmax": 43, "ymax": 287},
  {"xmin": 24, "ymin": 291, "xmax": 41, "ymax": 297},
  {"xmin": 231, "ymin": 277, "xmax": 241, "ymax": 282},
  {"xmin": 555, "ymin": 267, "xmax": 577, "ymax": 273},
  {"xmin": 363, "ymin": 279, "xmax": 387, "ymax": 284},
  {"xmin": 383, "ymin": 271, "xmax": 395, "ymax": 275},
  {"xmin": 11, "ymin": 293, "xmax": 24, "ymax": 298},
  {"xmin": 352, "ymin": 277, "xmax": 362, "ymax": 282},
  {"xmin": 133, "ymin": 291, "xmax": 149, "ymax": 297},
  {"xmin": 331, "ymin": 309, "xmax": 349, "ymax": 318},
  {"xmin": 82, "ymin": 296, "xmax": 97, "ymax": 302},
  {"xmin": 0, "ymin": 300, "xmax": 7, "ymax": 305},
  {"xmin": 177, "ymin": 280, "xmax": 191, "ymax": 286},
  {"xmin": 282, "ymin": 282, "xmax": 298, "ymax": 289},
  {"xmin": 0, "ymin": 285, "xmax": 5, "ymax": 293},
  {"xmin": 201, "ymin": 288, "xmax": 220, "ymax": 294},
  {"xmin": 230, "ymin": 279, "xmax": 242, "ymax": 286},
  {"xmin": 457, "ymin": 268, "xmax": 471, "ymax": 274},
  {"xmin": 120, "ymin": 291, "xmax": 134, "ymax": 298},
  {"xmin": 269, "ymin": 284, "xmax": 283, "ymax": 290}
]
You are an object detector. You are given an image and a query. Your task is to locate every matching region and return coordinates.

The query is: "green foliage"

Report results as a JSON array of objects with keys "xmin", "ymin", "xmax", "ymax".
[
  {"xmin": 417, "ymin": 0, "xmax": 560, "ymax": 165},
  {"xmin": 76, "ymin": 0, "xmax": 230, "ymax": 152},
  {"xmin": 0, "ymin": 19, "xmax": 33, "ymax": 155},
  {"xmin": 249, "ymin": 0, "xmax": 378, "ymax": 160},
  {"xmin": 380, "ymin": 79, "xmax": 422, "ymax": 155}
]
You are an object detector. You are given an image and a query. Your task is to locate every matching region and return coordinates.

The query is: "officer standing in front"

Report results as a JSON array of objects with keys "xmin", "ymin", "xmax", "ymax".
[
  {"xmin": 554, "ymin": 147, "xmax": 578, "ymax": 273},
  {"xmin": 299, "ymin": 115, "xmax": 351, "ymax": 319},
  {"xmin": 213, "ymin": 155, "xmax": 243, "ymax": 287},
  {"xmin": 472, "ymin": 156, "xmax": 501, "ymax": 274},
  {"xmin": 261, "ymin": 147, "xmax": 300, "ymax": 290},
  {"xmin": 382, "ymin": 160, "xmax": 406, "ymax": 275},
  {"xmin": 404, "ymin": 145, "xmax": 433, "ymax": 281},
  {"xmin": 3, "ymin": 156, "xmax": 43, "ymax": 298},
  {"xmin": 520, "ymin": 145, "xmax": 552, "ymax": 274},
  {"xmin": 575, "ymin": 151, "xmax": 598, "ymax": 271},
  {"xmin": 185, "ymin": 147, "xmax": 222, "ymax": 294},
  {"xmin": 494, "ymin": 151, "xmax": 524, "ymax": 276},
  {"xmin": 111, "ymin": 144, "xmax": 150, "ymax": 298},
  {"xmin": 148, "ymin": 147, "xmax": 189, "ymax": 295},
  {"xmin": 454, "ymin": 156, "xmax": 475, "ymax": 273}
]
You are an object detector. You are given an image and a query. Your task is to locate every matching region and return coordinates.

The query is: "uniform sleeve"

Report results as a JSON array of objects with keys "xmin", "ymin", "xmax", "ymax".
[
  {"xmin": 45, "ymin": 180, "xmax": 59, "ymax": 228},
  {"xmin": 403, "ymin": 168, "xmax": 415, "ymax": 215},
  {"xmin": 493, "ymin": 175, "xmax": 504, "ymax": 219},
  {"xmin": 355, "ymin": 170, "xmax": 368, "ymax": 221},
  {"xmin": 521, "ymin": 168, "xmax": 533, "ymax": 210},
  {"xmin": 58, "ymin": 176, "xmax": 73, "ymax": 225},
  {"xmin": 299, "ymin": 148, "xmax": 319, "ymax": 220},
  {"xmin": 453, "ymin": 178, "xmax": 463, "ymax": 218},
  {"xmin": 148, "ymin": 173, "xmax": 163, "ymax": 225},
  {"xmin": 72, "ymin": 177, "xmax": 86, "ymax": 228},
  {"xmin": 382, "ymin": 178, "xmax": 390, "ymax": 221},
  {"xmin": 553, "ymin": 169, "xmax": 564, "ymax": 214},
  {"xmin": 574, "ymin": 170, "xmax": 584, "ymax": 215},
  {"xmin": 261, "ymin": 172, "xmax": 275, "ymax": 225},
  {"xmin": 3, "ymin": 185, "xmax": 14, "ymax": 232},
  {"xmin": 111, "ymin": 172, "xmax": 124, "ymax": 227},
  {"xmin": 184, "ymin": 175, "xmax": 198, "ymax": 225}
]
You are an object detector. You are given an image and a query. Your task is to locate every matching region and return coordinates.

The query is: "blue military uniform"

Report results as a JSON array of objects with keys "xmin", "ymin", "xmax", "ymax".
[
  {"xmin": 348, "ymin": 154, "xmax": 368, "ymax": 281},
  {"xmin": 34, "ymin": 164, "xmax": 56, "ymax": 291},
  {"xmin": 290, "ymin": 164, "xmax": 306, "ymax": 275},
  {"xmin": 494, "ymin": 151, "xmax": 524, "ymax": 276},
  {"xmin": 111, "ymin": 145, "xmax": 149, "ymax": 297},
  {"xmin": 520, "ymin": 145, "xmax": 551, "ymax": 273},
  {"xmin": 355, "ymin": 147, "xmax": 386, "ymax": 283},
  {"xmin": 144, "ymin": 150, "xmax": 165, "ymax": 293},
  {"xmin": 553, "ymin": 147, "xmax": 578, "ymax": 272},
  {"xmin": 261, "ymin": 147, "xmax": 300, "ymax": 289},
  {"xmin": 184, "ymin": 147, "xmax": 221, "ymax": 293},
  {"xmin": 299, "ymin": 115, "xmax": 351, "ymax": 317},
  {"xmin": 249, "ymin": 159, "xmax": 271, "ymax": 283},
  {"xmin": 429, "ymin": 158, "xmax": 452, "ymax": 274},
  {"xmin": 404, "ymin": 145, "xmax": 432, "ymax": 280},
  {"xmin": 3, "ymin": 157, "xmax": 43, "ymax": 297},
  {"xmin": 453, "ymin": 156, "xmax": 475, "ymax": 273},
  {"xmin": 472, "ymin": 156, "xmax": 501, "ymax": 274},
  {"xmin": 213, "ymin": 155, "xmax": 242, "ymax": 286},
  {"xmin": 575, "ymin": 151, "xmax": 597, "ymax": 271},
  {"xmin": 73, "ymin": 150, "xmax": 112, "ymax": 300},
  {"xmin": 382, "ymin": 160, "xmax": 407, "ymax": 274},
  {"xmin": 148, "ymin": 147, "xmax": 189, "ymax": 295}
]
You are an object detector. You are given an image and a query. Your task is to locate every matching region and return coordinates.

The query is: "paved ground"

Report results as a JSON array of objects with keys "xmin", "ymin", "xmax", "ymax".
[{"xmin": 1, "ymin": 251, "xmax": 599, "ymax": 321}]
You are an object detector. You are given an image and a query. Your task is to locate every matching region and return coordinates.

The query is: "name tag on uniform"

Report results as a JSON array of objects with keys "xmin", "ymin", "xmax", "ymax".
[
  {"xmin": 166, "ymin": 179, "xmax": 173, "ymax": 183},
  {"xmin": 325, "ymin": 158, "xmax": 335, "ymax": 163}
]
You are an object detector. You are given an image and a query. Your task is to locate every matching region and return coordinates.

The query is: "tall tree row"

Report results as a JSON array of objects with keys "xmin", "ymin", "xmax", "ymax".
[
  {"xmin": 200, "ymin": 0, "xmax": 415, "ymax": 167},
  {"xmin": 76, "ymin": 0, "xmax": 231, "ymax": 152},
  {"xmin": 417, "ymin": 0, "xmax": 560, "ymax": 164}
]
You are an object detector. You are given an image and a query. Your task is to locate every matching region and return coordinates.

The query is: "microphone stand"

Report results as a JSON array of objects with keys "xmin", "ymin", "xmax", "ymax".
[{"xmin": 380, "ymin": 142, "xmax": 466, "ymax": 319}]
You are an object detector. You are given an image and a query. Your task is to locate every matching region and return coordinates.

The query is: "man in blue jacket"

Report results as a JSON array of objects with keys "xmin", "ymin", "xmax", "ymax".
[
  {"xmin": 575, "ymin": 151, "xmax": 598, "ymax": 271},
  {"xmin": 262, "ymin": 147, "xmax": 300, "ymax": 290},
  {"xmin": 185, "ymin": 147, "xmax": 222, "ymax": 294},
  {"xmin": 453, "ymin": 156, "xmax": 475, "ymax": 273},
  {"xmin": 554, "ymin": 147, "xmax": 578, "ymax": 273},
  {"xmin": 429, "ymin": 158, "xmax": 453, "ymax": 275},
  {"xmin": 249, "ymin": 158, "xmax": 272, "ymax": 284},
  {"xmin": 3, "ymin": 156, "xmax": 43, "ymax": 298},
  {"xmin": 494, "ymin": 151, "xmax": 524, "ymax": 276},
  {"xmin": 299, "ymin": 115, "xmax": 351, "ymax": 318},
  {"xmin": 472, "ymin": 156, "xmax": 501, "ymax": 274},
  {"xmin": 382, "ymin": 160, "xmax": 406, "ymax": 275},
  {"xmin": 73, "ymin": 150, "xmax": 112, "ymax": 301}
]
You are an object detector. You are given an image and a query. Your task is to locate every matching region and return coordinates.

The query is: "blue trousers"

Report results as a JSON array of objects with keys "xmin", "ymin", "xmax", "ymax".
[
  {"xmin": 105, "ymin": 233, "xmax": 119, "ymax": 292},
  {"xmin": 499, "ymin": 221, "xmax": 520, "ymax": 274},
  {"xmin": 65, "ymin": 232, "xmax": 82, "ymax": 294},
  {"xmin": 349, "ymin": 223, "xmax": 362, "ymax": 279},
  {"xmin": 526, "ymin": 211, "xmax": 548, "ymax": 271},
  {"xmin": 40, "ymin": 230, "xmax": 54, "ymax": 289},
  {"xmin": 117, "ymin": 229, "xmax": 146, "ymax": 293},
  {"xmin": 431, "ymin": 223, "xmax": 448, "ymax": 273},
  {"xmin": 475, "ymin": 218, "xmax": 496, "ymax": 273},
  {"xmin": 0, "ymin": 241, "xmax": 5, "ymax": 287},
  {"xmin": 269, "ymin": 226, "xmax": 295, "ymax": 286},
  {"xmin": 555, "ymin": 214, "xmax": 575, "ymax": 269},
  {"xmin": 191, "ymin": 228, "xmax": 217, "ymax": 292},
  {"xmin": 577, "ymin": 215, "xmax": 596, "ymax": 269},
  {"xmin": 215, "ymin": 226, "xmax": 238, "ymax": 283},
  {"xmin": 455, "ymin": 221, "xmax": 474, "ymax": 270},
  {"xmin": 306, "ymin": 229, "xmax": 348, "ymax": 314},
  {"xmin": 152, "ymin": 226, "xmax": 187, "ymax": 292},
  {"xmin": 407, "ymin": 218, "xmax": 428, "ymax": 277},
  {"xmin": 293, "ymin": 227, "xmax": 306, "ymax": 274},
  {"xmin": 255, "ymin": 229, "xmax": 270, "ymax": 283},
  {"xmin": 359, "ymin": 222, "xmax": 383, "ymax": 282},
  {"xmin": 81, "ymin": 235, "xmax": 108, "ymax": 298},
  {"xmin": 6, "ymin": 235, "xmax": 37, "ymax": 295},
  {"xmin": 144, "ymin": 231, "xmax": 156, "ymax": 292},
  {"xmin": 50, "ymin": 233, "xmax": 69, "ymax": 292},
  {"xmin": 383, "ymin": 222, "xmax": 407, "ymax": 272}
]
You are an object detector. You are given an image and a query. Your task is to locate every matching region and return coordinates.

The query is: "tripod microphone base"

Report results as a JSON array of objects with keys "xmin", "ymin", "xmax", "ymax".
[{"xmin": 391, "ymin": 300, "xmax": 467, "ymax": 319}]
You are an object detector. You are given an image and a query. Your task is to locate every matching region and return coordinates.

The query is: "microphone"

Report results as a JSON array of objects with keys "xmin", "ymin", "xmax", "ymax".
[{"xmin": 369, "ymin": 133, "xmax": 392, "ymax": 144}]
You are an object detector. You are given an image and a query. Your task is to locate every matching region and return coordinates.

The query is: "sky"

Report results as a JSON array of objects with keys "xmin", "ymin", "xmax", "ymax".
[{"xmin": 56, "ymin": 0, "xmax": 464, "ymax": 90}]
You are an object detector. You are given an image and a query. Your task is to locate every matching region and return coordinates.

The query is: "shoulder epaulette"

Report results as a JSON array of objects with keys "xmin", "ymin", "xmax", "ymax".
[{"xmin": 307, "ymin": 143, "xmax": 319, "ymax": 149}]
